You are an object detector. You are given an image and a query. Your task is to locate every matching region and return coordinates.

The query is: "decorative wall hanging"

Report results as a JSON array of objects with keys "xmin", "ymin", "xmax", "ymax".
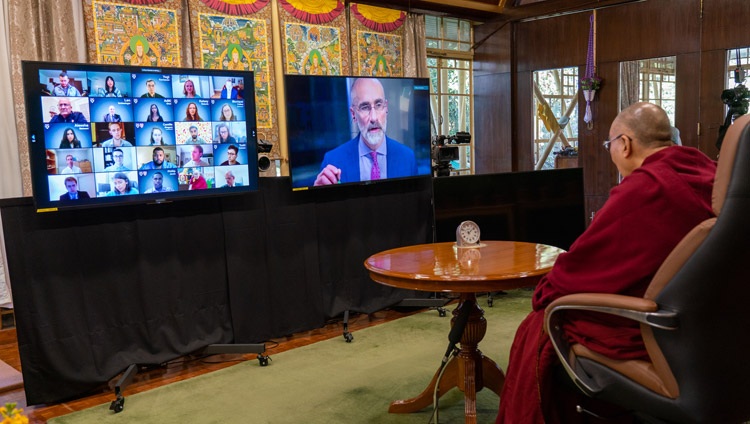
[
  {"xmin": 580, "ymin": 12, "xmax": 600, "ymax": 130},
  {"xmin": 350, "ymin": 4, "xmax": 404, "ymax": 77},
  {"xmin": 187, "ymin": 0, "xmax": 279, "ymax": 160},
  {"xmin": 198, "ymin": 0, "xmax": 269, "ymax": 15},
  {"xmin": 350, "ymin": 3, "xmax": 405, "ymax": 32},
  {"xmin": 278, "ymin": 0, "xmax": 349, "ymax": 75},
  {"xmin": 123, "ymin": 0, "xmax": 169, "ymax": 4},
  {"xmin": 278, "ymin": 0, "xmax": 343, "ymax": 24},
  {"xmin": 85, "ymin": 0, "xmax": 183, "ymax": 67}
]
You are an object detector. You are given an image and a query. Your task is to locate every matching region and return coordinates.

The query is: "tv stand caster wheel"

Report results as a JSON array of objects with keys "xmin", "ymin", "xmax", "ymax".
[
  {"xmin": 343, "ymin": 331, "xmax": 354, "ymax": 343},
  {"xmin": 257, "ymin": 354, "xmax": 271, "ymax": 367},
  {"xmin": 109, "ymin": 395, "xmax": 125, "ymax": 413},
  {"xmin": 438, "ymin": 307, "xmax": 447, "ymax": 317}
]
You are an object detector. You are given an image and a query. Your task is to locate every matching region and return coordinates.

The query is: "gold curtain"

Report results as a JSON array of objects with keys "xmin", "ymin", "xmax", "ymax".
[
  {"xmin": 8, "ymin": 0, "xmax": 87, "ymax": 197},
  {"xmin": 403, "ymin": 13, "xmax": 427, "ymax": 78}
]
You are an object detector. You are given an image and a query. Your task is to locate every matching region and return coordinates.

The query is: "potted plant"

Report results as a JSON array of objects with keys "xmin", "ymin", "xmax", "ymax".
[
  {"xmin": 580, "ymin": 75, "xmax": 602, "ymax": 129},
  {"xmin": 580, "ymin": 75, "xmax": 602, "ymax": 98}
]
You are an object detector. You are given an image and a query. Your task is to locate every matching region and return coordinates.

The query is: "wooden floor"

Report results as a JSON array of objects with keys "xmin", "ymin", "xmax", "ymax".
[{"xmin": 0, "ymin": 306, "xmax": 442, "ymax": 423}]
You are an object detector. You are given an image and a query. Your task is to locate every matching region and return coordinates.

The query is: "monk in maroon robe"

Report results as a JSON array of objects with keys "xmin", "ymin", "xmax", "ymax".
[{"xmin": 496, "ymin": 102, "xmax": 717, "ymax": 423}]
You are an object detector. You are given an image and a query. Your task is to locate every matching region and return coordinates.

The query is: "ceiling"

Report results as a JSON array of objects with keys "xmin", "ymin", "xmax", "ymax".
[{"xmin": 357, "ymin": 0, "xmax": 641, "ymax": 23}]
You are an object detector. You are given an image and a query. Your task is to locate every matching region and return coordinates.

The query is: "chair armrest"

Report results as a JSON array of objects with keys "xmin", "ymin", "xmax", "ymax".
[
  {"xmin": 544, "ymin": 293, "xmax": 677, "ymax": 332},
  {"xmin": 543, "ymin": 293, "xmax": 678, "ymax": 396}
]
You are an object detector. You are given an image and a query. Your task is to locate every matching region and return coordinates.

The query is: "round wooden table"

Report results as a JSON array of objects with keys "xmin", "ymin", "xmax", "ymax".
[{"xmin": 364, "ymin": 241, "xmax": 564, "ymax": 424}]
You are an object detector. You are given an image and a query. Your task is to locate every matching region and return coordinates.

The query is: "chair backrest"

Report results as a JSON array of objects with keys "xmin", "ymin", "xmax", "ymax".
[{"xmin": 640, "ymin": 114, "xmax": 750, "ymax": 422}]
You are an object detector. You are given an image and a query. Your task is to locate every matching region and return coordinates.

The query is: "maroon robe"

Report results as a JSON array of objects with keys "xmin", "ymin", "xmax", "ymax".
[{"xmin": 496, "ymin": 146, "xmax": 716, "ymax": 423}]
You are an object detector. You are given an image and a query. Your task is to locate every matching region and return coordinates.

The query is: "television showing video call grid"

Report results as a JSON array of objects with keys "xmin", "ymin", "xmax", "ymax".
[{"xmin": 22, "ymin": 61, "xmax": 259, "ymax": 210}]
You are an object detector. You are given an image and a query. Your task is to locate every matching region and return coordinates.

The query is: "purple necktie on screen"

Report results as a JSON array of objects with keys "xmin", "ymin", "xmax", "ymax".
[{"xmin": 370, "ymin": 151, "xmax": 380, "ymax": 180}]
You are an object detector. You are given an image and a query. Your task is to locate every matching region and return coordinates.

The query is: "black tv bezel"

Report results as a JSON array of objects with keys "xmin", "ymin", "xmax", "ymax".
[
  {"xmin": 284, "ymin": 74, "xmax": 433, "ymax": 191},
  {"xmin": 22, "ymin": 60, "xmax": 260, "ymax": 212}
]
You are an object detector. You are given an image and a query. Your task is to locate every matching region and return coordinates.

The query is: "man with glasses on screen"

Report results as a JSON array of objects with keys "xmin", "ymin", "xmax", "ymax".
[
  {"xmin": 104, "ymin": 148, "xmax": 129, "ymax": 171},
  {"xmin": 313, "ymin": 78, "xmax": 417, "ymax": 186},
  {"xmin": 49, "ymin": 98, "xmax": 87, "ymax": 124},
  {"xmin": 496, "ymin": 102, "xmax": 717, "ymax": 423}
]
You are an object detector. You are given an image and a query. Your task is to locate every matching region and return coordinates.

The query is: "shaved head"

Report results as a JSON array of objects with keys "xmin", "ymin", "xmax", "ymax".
[
  {"xmin": 612, "ymin": 102, "xmax": 673, "ymax": 148},
  {"xmin": 608, "ymin": 102, "xmax": 677, "ymax": 177}
]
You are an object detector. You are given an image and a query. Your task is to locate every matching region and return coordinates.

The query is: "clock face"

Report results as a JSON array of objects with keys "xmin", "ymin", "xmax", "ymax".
[{"xmin": 457, "ymin": 220, "xmax": 480, "ymax": 245}]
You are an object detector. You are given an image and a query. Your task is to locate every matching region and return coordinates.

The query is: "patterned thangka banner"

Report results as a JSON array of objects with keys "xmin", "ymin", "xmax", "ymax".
[
  {"xmin": 284, "ymin": 23, "xmax": 342, "ymax": 75},
  {"xmin": 197, "ymin": 13, "xmax": 274, "ymax": 129},
  {"xmin": 355, "ymin": 31, "xmax": 402, "ymax": 77},
  {"xmin": 87, "ymin": 1, "xmax": 182, "ymax": 67},
  {"xmin": 350, "ymin": 3, "xmax": 405, "ymax": 77},
  {"xmin": 278, "ymin": 0, "xmax": 350, "ymax": 76}
]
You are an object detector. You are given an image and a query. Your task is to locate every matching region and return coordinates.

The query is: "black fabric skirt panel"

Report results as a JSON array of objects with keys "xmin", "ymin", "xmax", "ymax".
[
  {"xmin": 222, "ymin": 178, "xmax": 326, "ymax": 343},
  {"xmin": 2, "ymin": 197, "xmax": 233, "ymax": 405},
  {"xmin": 314, "ymin": 176, "xmax": 434, "ymax": 317}
]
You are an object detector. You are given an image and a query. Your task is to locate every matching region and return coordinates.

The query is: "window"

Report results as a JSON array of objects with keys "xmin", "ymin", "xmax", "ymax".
[
  {"xmin": 726, "ymin": 47, "xmax": 750, "ymax": 89},
  {"xmin": 725, "ymin": 48, "xmax": 750, "ymax": 121},
  {"xmin": 426, "ymin": 15, "xmax": 474, "ymax": 175},
  {"xmin": 533, "ymin": 67, "xmax": 579, "ymax": 170},
  {"xmin": 638, "ymin": 57, "xmax": 676, "ymax": 122}
]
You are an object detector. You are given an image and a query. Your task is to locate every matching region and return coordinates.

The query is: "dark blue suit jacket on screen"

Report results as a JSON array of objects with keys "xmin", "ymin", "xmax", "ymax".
[{"xmin": 320, "ymin": 135, "xmax": 418, "ymax": 184}]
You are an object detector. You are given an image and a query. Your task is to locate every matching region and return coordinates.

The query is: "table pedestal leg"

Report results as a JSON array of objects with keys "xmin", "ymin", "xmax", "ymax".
[{"xmin": 388, "ymin": 293, "xmax": 505, "ymax": 423}]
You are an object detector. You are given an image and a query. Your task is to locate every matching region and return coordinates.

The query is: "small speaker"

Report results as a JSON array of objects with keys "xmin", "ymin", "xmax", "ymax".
[{"xmin": 258, "ymin": 154, "xmax": 271, "ymax": 172}]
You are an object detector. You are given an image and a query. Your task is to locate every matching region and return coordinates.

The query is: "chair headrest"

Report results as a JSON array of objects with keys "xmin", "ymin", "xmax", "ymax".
[{"xmin": 713, "ymin": 114, "xmax": 750, "ymax": 215}]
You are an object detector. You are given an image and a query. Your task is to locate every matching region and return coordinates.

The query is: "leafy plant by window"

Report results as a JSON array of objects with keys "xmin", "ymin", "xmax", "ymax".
[{"xmin": 580, "ymin": 75, "xmax": 602, "ymax": 91}]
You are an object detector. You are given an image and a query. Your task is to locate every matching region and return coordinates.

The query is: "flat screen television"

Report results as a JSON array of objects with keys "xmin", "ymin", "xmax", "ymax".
[
  {"xmin": 285, "ymin": 75, "xmax": 432, "ymax": 190},
  {"xmin": 22, "ymin": 61, "xmax": 259, "ymax": 211}
]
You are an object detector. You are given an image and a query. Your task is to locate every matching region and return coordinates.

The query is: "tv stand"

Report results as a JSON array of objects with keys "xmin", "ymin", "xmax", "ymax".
[
  {"xmin": 108, "ymin": 343, "xmax": 267, "ymax": 413},
  {"xmin": 108, "ymin": 363, "xmax": 163, "ymax": 413},
  {"xmin": 198, "ymin": 343, "xmax": 269, "ymax": 366},
  {"xmin": 340, "ymin": 296, "xmax": 450, "ymax": 342}
]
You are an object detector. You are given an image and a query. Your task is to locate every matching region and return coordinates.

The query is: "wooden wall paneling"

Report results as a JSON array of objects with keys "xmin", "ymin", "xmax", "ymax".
[
  {"xmin": 701, "ymin": 0, "xmax": 750, "ymax": 51},
  {"xmin": 675, "ymin": 53, "xmax": 702, "ymax": 148},
  {"xmin": 514, "ymin": 70, "xmax": 534, "ymax": 171},
  {"xmin": 514, "ymin": 12, "xmax": 588, "ymax": 73},
  {"xmin": 579, "ymin": 60, "xmax": 619, "ymax": 216},
  {"xmin": 473, "ymin": 22, "xmax": 514, "ymax": 174},
  {"xmin": 474, "ymin": 21, "xmax": 512, "ymax": 76},
  {"xmin": 699, "ymin": 49, "xmax": 731, "ymax": 159},
  {"xmin": 596, "ymin": 0, "xmax": 701, "ymax": 63},
  {"xmin": 474, "ymin": 73, "xmax": 513, "ymax": 173}
]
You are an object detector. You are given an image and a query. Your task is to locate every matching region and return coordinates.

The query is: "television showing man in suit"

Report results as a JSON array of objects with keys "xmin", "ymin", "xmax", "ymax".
[{"xmin": 313, "ymin": 78, "xmax": 417, "ymax": 186}]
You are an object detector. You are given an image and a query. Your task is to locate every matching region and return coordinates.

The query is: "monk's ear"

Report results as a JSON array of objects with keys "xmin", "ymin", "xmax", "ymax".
[{"xmin": 621, "ymin": 135, "xmax": 634, "ymax": 158}]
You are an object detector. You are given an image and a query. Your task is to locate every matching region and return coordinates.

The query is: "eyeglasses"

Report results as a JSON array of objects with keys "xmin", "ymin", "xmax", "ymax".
[
  {"xmin": 603, "ymin": 134, "xmax": 626, "ymax": 152},
  {"xmin": 357, "ymin": 100, "xmax": 386, "ymax": 115},
  {"xmin": 113, "ymin": 154, "xmax": 124, "ymax": 158}
]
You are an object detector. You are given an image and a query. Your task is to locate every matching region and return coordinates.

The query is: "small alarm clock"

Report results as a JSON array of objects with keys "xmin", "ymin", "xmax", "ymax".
[{"xmin": 456, "ymin": 220, "xmax": 481, "ymax": 247}]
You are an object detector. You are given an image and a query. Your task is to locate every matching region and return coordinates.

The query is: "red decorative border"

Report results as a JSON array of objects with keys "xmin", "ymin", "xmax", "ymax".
[
  {"xmin": 351, "ymin": 4, "xmax": 405, "ymax": 32},
  {"xmin": 199, "ymin": 0, "xmax": 270, "ymax": 15},
  {"xmin": 123, "ymin": 0, "xmax": 169, "ymax": 4},
  {"xmin": 278, "ymin": 0, "xmax": 344, "ymax": 24}
]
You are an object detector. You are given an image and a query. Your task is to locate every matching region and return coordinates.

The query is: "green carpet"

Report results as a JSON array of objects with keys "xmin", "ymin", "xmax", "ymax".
[{"xmin": 50, "ymin": 290, "xmax": 531, "ymax": 424}]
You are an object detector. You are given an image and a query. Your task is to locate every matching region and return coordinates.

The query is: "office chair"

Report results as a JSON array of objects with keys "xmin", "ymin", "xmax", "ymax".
[{"xmin": 543, "ymin": 114, "xmax": 750, "ymax": 424}]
